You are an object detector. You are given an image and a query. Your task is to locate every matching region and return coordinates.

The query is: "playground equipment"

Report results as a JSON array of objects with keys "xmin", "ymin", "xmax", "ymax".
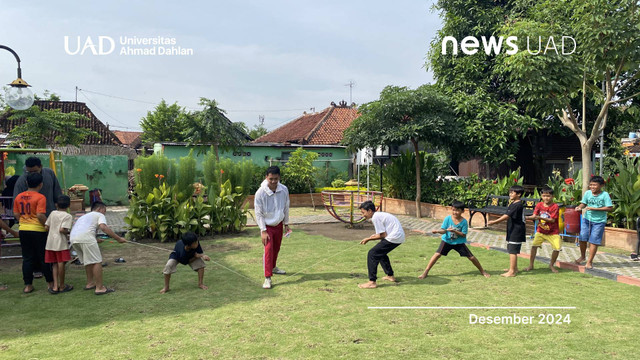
[
  {"xmin": 321, "ymin": 190, "xmax": 383, "ymax": 225},
  {"xmin": 0, "ymin": 148, "xmax": 65, "ymax": 260}
]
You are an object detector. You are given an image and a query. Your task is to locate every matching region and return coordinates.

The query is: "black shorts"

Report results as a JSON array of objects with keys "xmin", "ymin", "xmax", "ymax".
[
  {"xmin": 436, "ymin": 241, "xmax": 473, "ymax": 257},
  {"xmin": 507, "ymin": 242, "xmax": 523, "ymax": 254}
]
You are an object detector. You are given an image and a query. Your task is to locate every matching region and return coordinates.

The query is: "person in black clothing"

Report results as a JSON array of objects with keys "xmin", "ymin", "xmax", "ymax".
[
  {"xmin": 160, "ymin": 232, "xmax": 210, "ymax": 293},
  {"xmin": 2, "ymin": 175, "xmax": 20, "ymax": 228},
  {"xmin": 488, "ymin": 185, "xmax": 526, "ymax": 277}
]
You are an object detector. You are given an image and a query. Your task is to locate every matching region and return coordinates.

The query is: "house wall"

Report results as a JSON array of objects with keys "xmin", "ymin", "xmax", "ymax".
[
  {"xmin": 8, "ymin": 154, "xmax": 129, "ymax": 206},
  {"xmin": 159, "ymin": 145, "xmax": 351, "ymax": 175}
]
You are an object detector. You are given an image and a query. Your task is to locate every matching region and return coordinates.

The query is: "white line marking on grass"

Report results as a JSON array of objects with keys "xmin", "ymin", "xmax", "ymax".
[{"xmin": 368, "ymin": 306, "xmax": 577, "ymax": 310}]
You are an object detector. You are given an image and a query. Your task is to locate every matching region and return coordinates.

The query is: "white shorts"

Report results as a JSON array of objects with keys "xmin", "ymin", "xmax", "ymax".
[{"xmin": 72, "ymin": 242, "xmax": 102, "ymax": 265}]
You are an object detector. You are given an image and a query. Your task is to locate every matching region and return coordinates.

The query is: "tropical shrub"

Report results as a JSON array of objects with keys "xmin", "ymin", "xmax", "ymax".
[
  {"xmin": 607, "ymin": 156, "xmax": 640, "ymax": 229},
  {"xmin": 281, "ymin": 148, "xmax": 319, "ymax": 194}
]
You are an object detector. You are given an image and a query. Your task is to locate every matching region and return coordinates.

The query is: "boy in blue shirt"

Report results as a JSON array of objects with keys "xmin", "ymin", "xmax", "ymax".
[
  {"xmin": 574, "ymin": 176, "xmax": 613, "ymax": 269},
  {"xmin": 419, "ymin": 201, "xmax": 490, "ymax": 279},
  {"xmin": 160, "ymin": 232, "xmax": 210, "ymax": 293}
]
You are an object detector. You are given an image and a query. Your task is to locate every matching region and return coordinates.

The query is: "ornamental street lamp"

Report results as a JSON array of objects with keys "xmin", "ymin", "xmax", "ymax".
[{"xmin": 1, "ymin": 45, "xmax": 34, "ymax": 110}]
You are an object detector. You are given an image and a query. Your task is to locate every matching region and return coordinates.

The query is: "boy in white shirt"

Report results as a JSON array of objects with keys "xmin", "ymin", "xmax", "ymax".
[
  {"xmin": 70, "ymin": 202, "xmax": 126, "ymax": 295},
  {"xmin": 358, "ymin": 200, "xmax": 405, "ymax": 289}
]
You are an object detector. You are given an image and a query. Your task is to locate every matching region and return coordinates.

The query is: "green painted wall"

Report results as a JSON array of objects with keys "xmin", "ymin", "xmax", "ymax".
[
  {"xmin": 159, "ymin": 145, "xmax": 351, "ymax": 174},
  {"xmin": 8, "ymin": 154, "xmax": 129, "ymax": 206}
]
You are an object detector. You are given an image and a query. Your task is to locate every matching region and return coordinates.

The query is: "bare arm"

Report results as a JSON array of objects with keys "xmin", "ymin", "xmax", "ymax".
[
  {"xmin": 98, "ymin": 224, "xmax": 127, "ymax": 243},
  {"xmin": 488, "ymin": 214, "xmax": 509, "ymax": 225},
  {"xmin": 361, "ymin": 232, "xmax": 386, "ymax": 244},
  {"xmin": 37, "ymin": 213, "xmax": 47, "ymax": 226},
  {"xmin": 0, "ymin": 219, "xmax": 18, "ymax": 238}
]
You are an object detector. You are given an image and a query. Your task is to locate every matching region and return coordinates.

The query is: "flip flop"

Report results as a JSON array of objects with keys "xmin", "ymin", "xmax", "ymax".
[
  {"xmin": 95, "ymin": 288, "xmax": 115, "ymax": 295},
  {"xmin": 23, "ymin": 287, "xmax": 34, "ymax": 294},
  {"xmin": 48, "ymin": 287, "xmax": 59, "ymax": 295},
  {"xmin": 60, "ymin": 284, "xmax": 74, "ymax": 293},
  {"xmin": 83, "ymin": 285, "xmax": 96, "ymax": 290}
]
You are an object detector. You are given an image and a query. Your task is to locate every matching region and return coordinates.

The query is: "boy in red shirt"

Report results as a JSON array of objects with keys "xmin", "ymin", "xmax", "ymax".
[
  {"xmin": 525, "ymin": 187, "xmax": 561, "ymax": 273},
  {"xmin": 14, "ymin": 172, "xmax": 53, "ymax": 293}
]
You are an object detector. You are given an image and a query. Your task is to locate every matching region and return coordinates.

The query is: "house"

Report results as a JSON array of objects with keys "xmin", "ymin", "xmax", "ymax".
[
  {"xmin": 158, "ymin": 101, "xmax": 361, "ymax": 179},
  {"xmin": 113, "ymin": 130, "xmax": 143, "ymax": 150},
  {"xmin": 0, "ymin": 100, "xmax": 133, "ymax": 205}
]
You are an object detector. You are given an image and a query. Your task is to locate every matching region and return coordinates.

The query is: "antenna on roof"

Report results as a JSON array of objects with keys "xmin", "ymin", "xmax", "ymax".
[
  {"xmin": 344, "ymin": 80, "xmax": 355, "ymax": 104},
  {"xmin": 258, "ymin": 115, "xmax": 265, "ymax": 126}
]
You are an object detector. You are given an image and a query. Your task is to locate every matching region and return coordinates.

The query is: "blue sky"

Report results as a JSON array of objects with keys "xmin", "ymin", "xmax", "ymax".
[{"xmin": 2, "ymin": 1, "xmax": 441, "ymax": 131}]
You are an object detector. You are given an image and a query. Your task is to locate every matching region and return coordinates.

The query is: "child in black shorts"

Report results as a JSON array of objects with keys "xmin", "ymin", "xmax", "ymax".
[
  {"xmin": 419, "ymin": 201, "xmax": 490, "ymax": 279},
  {"xmin": 488, "ymin": 186, "xmax": 526, "ymax": 277}
]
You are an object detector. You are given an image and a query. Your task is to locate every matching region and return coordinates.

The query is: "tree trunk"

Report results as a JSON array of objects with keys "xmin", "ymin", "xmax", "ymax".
[
  {"xmin": 580, "ymin": 142, "xmax": 593, "ymax": 196},
  {"xmin": 214, "ymin": 144, "xmax": 219, "ymax": 161},
  {"xmin": 411, "ymin": 138, "xmax": 422, "ymax": 218}
]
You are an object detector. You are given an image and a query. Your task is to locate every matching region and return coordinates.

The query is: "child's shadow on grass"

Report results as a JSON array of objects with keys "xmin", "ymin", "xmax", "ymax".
[
  {"xmin": 277, "ymin": 272, "xmax": 365, "ymax": 286},
  {"xmin": 401, "ymin": 275, "xmax": 451, "ymax": 286}
]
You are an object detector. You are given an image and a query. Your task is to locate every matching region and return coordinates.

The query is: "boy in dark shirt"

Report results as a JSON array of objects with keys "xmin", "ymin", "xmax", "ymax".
[
  {"xmin": 488, "ymin": 185, "xmax": 526, "ymax": 277},
  {"xmin": 160, "ymin": 232, "xmax": 210, "ymax": 293}
]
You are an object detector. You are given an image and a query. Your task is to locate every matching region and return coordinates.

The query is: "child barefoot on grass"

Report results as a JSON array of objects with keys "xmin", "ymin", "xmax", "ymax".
[
  {"xmin": 160, "ymin": 232, "xmax": 210, "ymax": 293},
  {"xmin": 419, "ymin": 201, "xmax": 490, "ymax": 279},
  {"xmin": 488, "ymin": 186, "xmax": 526, "ymax": 277},
  {"xmin": 44, "ymin": 195, "xmax": 74, "ymax": 294},
  {"xmin": 524, "ymin": 187, "xmax": 561, "ymax": 273}
]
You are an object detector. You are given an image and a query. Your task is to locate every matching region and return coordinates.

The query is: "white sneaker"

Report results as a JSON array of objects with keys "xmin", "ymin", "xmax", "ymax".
[
  {"xmin": 262, "ymin": 277, "xmax": 272, "ymax": 289},
  {"xmin": 273, "ymin": 267, "xmax": 286, "ymax": 275}
]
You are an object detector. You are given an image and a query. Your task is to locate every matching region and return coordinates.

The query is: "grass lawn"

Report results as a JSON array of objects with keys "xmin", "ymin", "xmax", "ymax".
[{"xmin": 1, "ymin": 224, "xmax": 639, "ymax": 359}]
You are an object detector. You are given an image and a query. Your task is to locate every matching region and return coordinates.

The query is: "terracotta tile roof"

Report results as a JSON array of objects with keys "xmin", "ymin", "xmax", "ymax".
[
  {"xmin": 0, "ymin": 100, "xmax": 121, "ymax": 145},
  {"xmin": 113, "ymin": 130, "xmax": 142, "ymax": 147},
  {"xmin": 254, "ymin": 101, "xmax": 359, "ymax": 145}
]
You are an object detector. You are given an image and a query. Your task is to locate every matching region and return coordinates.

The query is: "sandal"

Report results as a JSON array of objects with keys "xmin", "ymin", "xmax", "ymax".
[
  {"xmin": 48, "ymin": 287, "xmax": 59, "ymax": 295},
  {"xmin": 23, "ymin": 286, "xmax": 34, "ymax": 294},
  {"xmin": 59, "ymin": 284, "xmax": 74, "ymax": 293},
  {"xmin": 83, "ymin": 285, "xmax": 96, "ymax": 290},
  {"xmin": 95, "ymin": 288, "xmax": 115, "ymax": 295},
  {"xmin": 631, "ymin": 253, "xmax": 639, "ymax": 261}
]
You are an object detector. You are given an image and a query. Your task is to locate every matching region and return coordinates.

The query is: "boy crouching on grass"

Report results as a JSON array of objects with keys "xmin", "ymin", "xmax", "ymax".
[
  {"xmin": 160, "ymin": 232, "xmax": 210, "ymax": 293},
  {"xmin": 358, "ymin": 200, "xmax": 405, "ymax": 289},
  {"xmin": 419, "ymin": 201, "xmax": 490, "ymax": 279},
  {"xmin": 525, "ymin": 187, "xmax": 561, "ymax": 273}
]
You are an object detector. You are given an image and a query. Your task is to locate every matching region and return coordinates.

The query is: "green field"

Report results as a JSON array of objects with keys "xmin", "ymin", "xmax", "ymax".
[{"xmin": 1, "ymin": 226, "xmax": 638, "ymax": 359}]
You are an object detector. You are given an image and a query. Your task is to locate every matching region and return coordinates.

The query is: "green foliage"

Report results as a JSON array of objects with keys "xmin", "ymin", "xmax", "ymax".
[
  {"xmin": 607, "ymin": 156, "xmax": 640, "ymax": 229},
  {"xmin": 139, "ymin": 100, "xmax": 191, "ymax": 144},
  {"xmin": 331, "ymin": 178, "xmax": 346, "ymax": 188},
  {"xmin": 7, "ymin": 106, "xmax": 100, "ymax": 148},
  {"xmin": 546, "ymin": 161, "xmax": 583, "ymax": 206},
  {"xmin": 133, "ymin": 154, "xmax": 175, "ymax": 199},
  {"xmin": 202, "ymin": 150, "xmax": 263, "ymax": 196},
  {"xmin": 383, "ymin": 150, "xmax": 449, "ymax": 202},
  {"xmin": 281, "ymin": 148, "xmax": 319, "ymax": 194},
  {"xmin": 176, "ymin": 150, "xmax": 197, "ymax": 198},
  {"xmin": 183, "ymin": 98, "xmax": 247, "ymax": 159}
]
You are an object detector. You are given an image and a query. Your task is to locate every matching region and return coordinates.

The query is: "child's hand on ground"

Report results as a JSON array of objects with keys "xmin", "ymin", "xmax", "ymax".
[{"xmin": 202, "ymin": 255, "xmax": 210, "ymax": 261}]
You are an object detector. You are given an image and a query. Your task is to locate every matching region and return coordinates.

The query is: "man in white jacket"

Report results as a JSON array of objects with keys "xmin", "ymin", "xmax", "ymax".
[{"xmin": 254, "ymin": 166, "xmax": 290, "ymax": 289}]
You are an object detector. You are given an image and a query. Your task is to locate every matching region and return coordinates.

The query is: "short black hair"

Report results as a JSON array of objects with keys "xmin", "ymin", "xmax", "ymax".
[
  {"xmin": 451, "ymin": 201, "xmax": 465, "ymax": 210},
  {"xmin": 25, "ymin": 157, "xmax": 42, "ymax": 168},
  {"xmin": 91, "ymin": 201, "xmax": 106, "ymax": 211},
  {"xmin": 26, "ymin": 172, "xmax": 43, "ymax": 188},
  {"xmin": 509, "ymin": 185, "xmax": 524, "ymax": 196},
  {"xmin": 57, "ymin": 195, "xmax": 71, "ymax": 209},
  {"xmin": 182, "ymin": 231, "xmax": 198, "ymax": 246},
  {"xmin": 359, "ymin": 200, "xmax": 376, "ymax": 212},
  {"xmin": 590, "ymin": 176, "xmax": 605, "ymax": 185},
  {"xmin": 266, "ymin": 166, "xmax": 280, "ymax": 176},
  {"xmin": 540, "ymin": 186, "xmax": 554, "ymax": 195}
]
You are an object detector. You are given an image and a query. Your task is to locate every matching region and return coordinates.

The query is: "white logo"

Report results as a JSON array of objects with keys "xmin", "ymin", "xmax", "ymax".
[
  {"xmin": 442, "ymin": 36, "xmax": 576, "ymax": 56},
  {"xmin": 64, "ymin": 36, "xmax": 115, "ymax": 55}
]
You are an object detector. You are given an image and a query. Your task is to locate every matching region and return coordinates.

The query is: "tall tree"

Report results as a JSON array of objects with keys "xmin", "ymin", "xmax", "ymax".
[
  {"xmin": 428, "ymin": 0, "xmax": 540, "ymax": 168},
  {"xmin": 343, "ymin": 85, "xmax": 459, "ymax": 218},
  {"xmin": 494, "ymin": 0, "xmax": 640, "ymax": 192},
  {"xmin": 7, "ymin": 106, "xmax": 99, "ymax": 148},
  {"xmin": 139, "ymin": 100, "xmax": 190, "ymax": 144},
  {"xmin": 183, "ymin": 98, "xmax": 248, "ymax": 160}
]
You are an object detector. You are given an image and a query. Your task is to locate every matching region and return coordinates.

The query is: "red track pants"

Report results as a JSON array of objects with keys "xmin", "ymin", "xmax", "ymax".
[{"xmin": 263, "ymin": 222, "xmax": 283, "ymax": 277}]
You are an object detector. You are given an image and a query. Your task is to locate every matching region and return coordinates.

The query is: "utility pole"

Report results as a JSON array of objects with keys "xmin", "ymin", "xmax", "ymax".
[{"xmin": 75, "ymin": 86, "xmax": 78, "ymax": 102}]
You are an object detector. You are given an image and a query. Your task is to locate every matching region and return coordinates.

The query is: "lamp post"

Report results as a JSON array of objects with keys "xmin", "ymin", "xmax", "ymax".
[{"xmin": 1, "ymin": 45, "xmax": 34, "ymax": 110}]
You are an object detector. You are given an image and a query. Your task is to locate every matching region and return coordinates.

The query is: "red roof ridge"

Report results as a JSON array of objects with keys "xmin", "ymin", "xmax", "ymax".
[{"xmin": 303, "ymin": 107, "xmax": 333, "ymax": 144}]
